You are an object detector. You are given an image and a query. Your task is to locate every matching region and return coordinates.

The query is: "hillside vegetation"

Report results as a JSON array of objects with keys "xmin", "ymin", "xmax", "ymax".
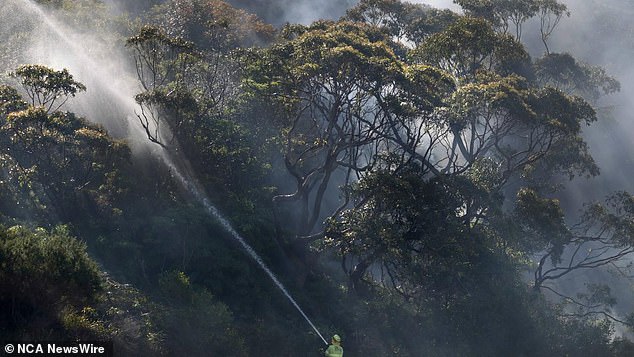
[{"xmin": 2, "ymin": 0, "xmax": 634, "ymax": 355}]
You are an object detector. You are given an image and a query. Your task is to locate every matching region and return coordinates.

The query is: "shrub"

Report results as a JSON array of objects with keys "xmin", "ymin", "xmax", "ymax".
[{"xmin": 0, "ymin": 225, "xmax": 102, "ymax": 334}]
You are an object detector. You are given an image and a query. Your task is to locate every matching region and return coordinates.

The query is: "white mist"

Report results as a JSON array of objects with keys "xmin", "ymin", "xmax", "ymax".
[{"xmin": 4, "ymin": 0, "xmax": 328, "ymax": 345}]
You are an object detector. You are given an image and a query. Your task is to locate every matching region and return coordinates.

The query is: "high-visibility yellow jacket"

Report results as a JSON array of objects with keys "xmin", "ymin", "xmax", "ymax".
[{"xmin": 325, "ymin": 344, "xmax": 343, "ymax": 357}]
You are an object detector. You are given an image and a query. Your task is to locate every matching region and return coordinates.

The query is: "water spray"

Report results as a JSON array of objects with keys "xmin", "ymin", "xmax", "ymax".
[
  {"xmin": 11, "ymin": 0, "xmax": 329, "ymax": 346},
  {"xmin": 197, "ymin": 194, "xmax": 330, "ymax": 347},
  {"xmin": 166, "ymin": 162, "xmax": 329, "ymax": 346}
]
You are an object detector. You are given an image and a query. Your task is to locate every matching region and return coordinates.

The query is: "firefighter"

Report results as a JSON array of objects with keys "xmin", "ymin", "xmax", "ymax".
[{"xmin": 325, "ymin": 334, "xmax": 343, "ymax": 357}]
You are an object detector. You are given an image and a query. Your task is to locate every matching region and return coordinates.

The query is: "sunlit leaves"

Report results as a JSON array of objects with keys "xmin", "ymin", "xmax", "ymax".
[
  {"xmin": 400, "ymin": 63, "xmax": 454, "ymax": 111},
  {"xmin": 126, "ymin": 25, "xmax": 195, "ymax": 92},
  {"xmin": 288, "ymin": 21, "xmax": 402, "ymax": 83},
  {"xmin": 0, "ymin": 85, "xmax": 27, "ymax": 116},
  {"xmin": 412, "ymin": 17, "xmax": 528, "ymax": 79},
  {"xmin": 445, "ymin": 73, "xmax": 533, "ymax": 128},
  {"xmin": 11, "ymin": 65, "xmax": 86, "ymax": 113},
  {"xmin": 345, "ymin": 0, "xmax": 459, "ymax": 45},
  {"xmin": 0, "ymin": 73, "xmax": 129, "ymax": 221},
  {"xmin": 244, "ymin": 20, "xmax": 458, "ymax": 236},
  {"xmin": 437, "ymin": 68, "xmax": 599, "ymax": 181}
]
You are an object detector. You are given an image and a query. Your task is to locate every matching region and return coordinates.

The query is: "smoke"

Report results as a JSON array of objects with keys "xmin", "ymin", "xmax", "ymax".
[
  {"xmin": 99, "ymin": 0, "xmax": 163, "ymax": 16},
  {"xmin": 221, "ymin": 0, "xmax": 353, "ymax": 25},
  {"xmin": 552, "ymin": 0, "xmax": 634, "ymax": 201},
  {"xmin": 5, "ymin": 0, "xmax": 632, "ymax": 345},
  {"xmin": 412, "ymin": 0, "xmax": 461, "ymax": 11},
  {"xmin": 0, "ymin": 0, "xmax": 330, "ymax": 343},
  {"xmin": 516, "ymin": 0, "xmax": 634, "ymax": 337},
  {"xmin": 544, "ymin": 1, "xmax": 634, "ymax": 249},
  {"xmin": 219, "ymin": 0, "xmax": 634, "ymax": 338},
  {"xmin": 224, "ymin": 0, "xmax": 461, "ymax": 25},
  {"xmin": 0, "ymin": 1, "xmax": 146, "ymax": 144},
  {"xmin": 95, "ymin": 0, "xmax": 460, "ymax": 29},
  {"xmin": 409, "ymin": 0, "xmax": 634, "ymax": 340}
]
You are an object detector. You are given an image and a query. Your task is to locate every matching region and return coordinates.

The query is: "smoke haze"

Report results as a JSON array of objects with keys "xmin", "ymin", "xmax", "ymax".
[
  {"xmin": 4, "ymin": 0, "xmax": 634, "ymax": 347},
  {"xmin": 516, "ymin": 0, "xmax": 634, "ymax": 337}
]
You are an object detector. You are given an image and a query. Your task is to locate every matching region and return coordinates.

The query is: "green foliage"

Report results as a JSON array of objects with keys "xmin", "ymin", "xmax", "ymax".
[
  {"xmin": 453, "ymin": 0, "xmax": 569, "ymax": 47},
  {"xmin": 445, "ymin": 73, "xmax": 533, "ymax": 129},
  {"xmin": 514, "ymin": 188, "xmax": 570, "ymax": 259},
  {"xmin": 263, "ymin": 20, "xmax": 405, "ymax": 87},
  {"xmin": 0, "ymin": 66, "xmax": 130, "ymax": 223},
  {"xmin": 435, "ymin": 69, "xmax": 598, "ymax": 182},
  {"xmin": 326, "ymin": 165, "xmax": 496, "ymax": 301},
  {"xmin": 127, "ymin": 17, "xmax": 272, "ymax": 212},
  {"xmin": 535, "ymin": 52, "xmax": 621, "ymax": 101},
  {"xmin": 345, "ymin": 0, "xmax": 459, "ymax": 45},
  {"xmin": 156, "ymin": 271, "xmax": 247, "ymax": 356},
  {"xmin": 0, "ymin": 225, "xmax": 102, "ymax": 336},
  {"xmin": 247, "ymin": 21, "xmax": 398, "ymax": 87},
  {"xmin": 582, "ymin": 191, "xmax": 634, "ymax": 246},
  {"xmin": 455, "ymin": 0, "xmax": 539, "ymax": 27},
  {"xmin": 0, "ymin": 85, "xmax": 28, "ymax": 115},
  {"xmin": 126, "ymin": 25, "xmax": 195, "ymax": 93},
  {"xmin": 0, "ymin": 105, "xmax": 130, "ymax": 221},
  {"xmin": 411, "ymin": 16, "xmax": 532, "ymax": 79},
  {"xmin": 244, "ymin": 19, "xmax": 453, "ymax": 236},
  {"xmin": 0, "ymin": 1, "xmax": 632, "ymax": 355},
  {"xmin": 11, "ymin": 64, "xmax": 86, "ymax": 112},
  {"xmin": 152, "ymin": 0, "xmax": 275, "ymax": 51}
]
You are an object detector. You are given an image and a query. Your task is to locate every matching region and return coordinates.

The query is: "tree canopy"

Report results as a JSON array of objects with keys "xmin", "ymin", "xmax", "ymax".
[{"xmin": 2, "ymin": 0, "xmax": 634, "ymax": 355}]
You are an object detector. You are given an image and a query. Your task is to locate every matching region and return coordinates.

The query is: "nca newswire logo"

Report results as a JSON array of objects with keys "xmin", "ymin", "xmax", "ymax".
[{"xmin": 3, "ymin": 341, "xmax": 113, "ymax": 356}]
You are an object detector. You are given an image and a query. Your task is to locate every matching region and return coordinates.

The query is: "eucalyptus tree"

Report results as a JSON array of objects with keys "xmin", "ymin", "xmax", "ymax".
[
  {"xmin": 11, "ymin": 64, "xmax": 86, "ymax": 113},
  {"xmin": 126, "ymin": 25, "xmax": 196, "ymax": 146},
  {"xmin": 345, "ymin": 0, "xmax": 459, "ymax": 46},
  {"xmin": 410, "ymin": 16, "xmax": 533, "ymax": 80},
  {"xmin": 320, "ymin": 9, "xmax": 633, "ymax": 333},
  {"xmin": 454, "ymin": 0, "xmax": 538, "ymax": 40},
  {"xmin": 127, "ymin": 0, "xmax": 275, "ymax": 147},
  {"xmin": 454, "ymin": 0, "xmax": 569, "ymax": 51},
  {"xmin": 246, "ymin": 14, "xmax": 624, "ymax": 301},
  {"xmin": 0, "ymin": 66, "xmax": 129, "ymax": 222},
  {"xmin": 126, "ymin": 0, "xmax": 276, "ymax": 212},
  {"xmin": 327, "ymin": 72, "xmax": 602, "ymax": 295},
  {"xmin": 534, "ymin": 52, "xmax": 620, "ymax": 102},
  {"xmin": 244, "ymin": 20, "xmax": 452, "ymax": 239}
]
